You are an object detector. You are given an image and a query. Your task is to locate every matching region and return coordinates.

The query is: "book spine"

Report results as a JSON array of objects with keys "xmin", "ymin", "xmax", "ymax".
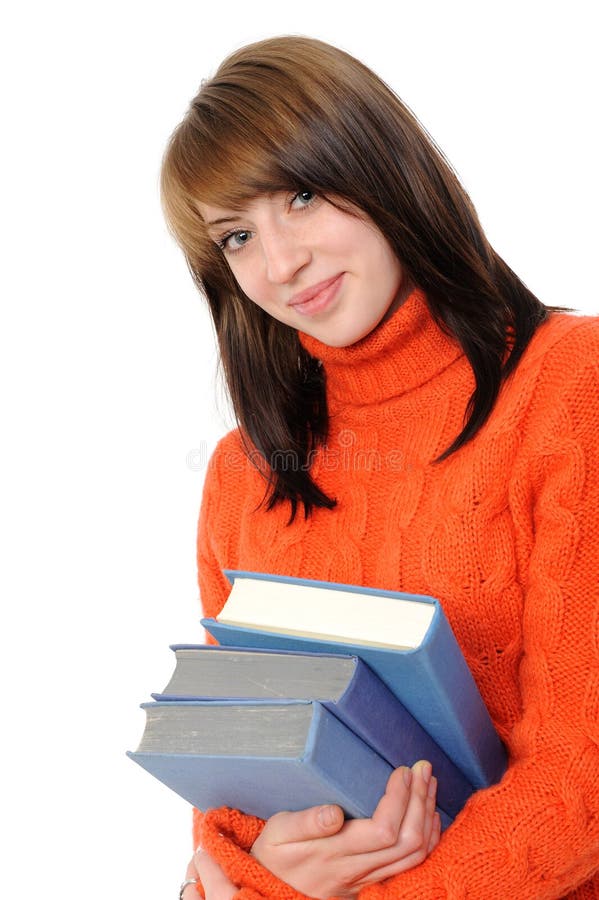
[
  {"xmin": 331, "ymin": 660, "xmax": 473, "ymax": 817},
  {"xmin": 304, "ymin": 703, "xmax": 394, "ymax": 818},
  {"xmin": 398, "ymin": 617, "xmax": 507, "ymax": 788}
]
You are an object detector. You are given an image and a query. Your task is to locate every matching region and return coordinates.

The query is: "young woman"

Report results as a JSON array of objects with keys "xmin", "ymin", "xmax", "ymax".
[{"xmin": 161, "ymin": 36, "xmax": 599, "ymax": 900}]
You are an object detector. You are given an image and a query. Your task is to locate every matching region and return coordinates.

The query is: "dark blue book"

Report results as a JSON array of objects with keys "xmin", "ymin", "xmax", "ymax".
[
  {"xmin": 152, "ymin": 644, "xmax": 473, "ymax": 820},
  {"xmin": 202, "ymin": 570, "xmax": 507, "ymax": 789},
  {"xmin": 128, "ymin": 699, "xmax": 410, "ymax": 822}
]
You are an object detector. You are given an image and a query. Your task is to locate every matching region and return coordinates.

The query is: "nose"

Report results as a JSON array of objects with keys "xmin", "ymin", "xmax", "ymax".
[{"xmin": 260, "ymin": 225, "xmax": 311, "ymax": 285}]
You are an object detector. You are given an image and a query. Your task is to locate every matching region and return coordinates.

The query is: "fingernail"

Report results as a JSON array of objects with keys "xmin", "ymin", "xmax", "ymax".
[
  {"xmin": 402, "ymin": 766, "xmax": 412, "ymax": 788},
  {"xmin": 318, "ymin": 805, "xmax": 338, "ymax": 827},
  {"xmin": 419, "ymin": 761, "xmax": 432, "ymax": 784},
  {"xmin": 428, "ymin": 775, "xmax": 437, "ymax": 798}
]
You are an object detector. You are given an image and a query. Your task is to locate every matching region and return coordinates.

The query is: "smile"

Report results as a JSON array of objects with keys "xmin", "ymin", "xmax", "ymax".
[{"xmin": 287, "ymin": 274, "xmax": 344, "ymax": 316}]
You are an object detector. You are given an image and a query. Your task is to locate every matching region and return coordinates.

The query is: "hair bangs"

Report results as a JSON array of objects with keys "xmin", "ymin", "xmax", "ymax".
[{"xmin": 162, "ymin": 50, "xmax": 369, "ymax": 240}]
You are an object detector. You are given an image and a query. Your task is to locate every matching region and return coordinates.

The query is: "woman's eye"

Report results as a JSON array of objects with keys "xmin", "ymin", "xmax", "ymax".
[
  {"xmin": 291, "ymin": 190, "xmax": 315, "ymax": 208},
  {"xmin": 219, "ymin": 230, "xmax": 252, "ymax": 252}
]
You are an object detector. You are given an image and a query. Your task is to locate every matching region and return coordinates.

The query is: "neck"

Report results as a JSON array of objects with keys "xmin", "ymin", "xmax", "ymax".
[{"xmin": 298, "ymin": 288, "xmax": 464, "ymax": 410}]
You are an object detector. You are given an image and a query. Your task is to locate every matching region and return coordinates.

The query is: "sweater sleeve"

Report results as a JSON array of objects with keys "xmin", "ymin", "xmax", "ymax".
[
  {"xmin": 195, "ymin": 436, "xmax": 238, "ymax": 628},
  {"xmin": 192, "ymin": 434, "xmax": 318, "ymax": 898},
  {"xmin": 194, "ymin": 359, "xmax": 599, "ymax": 898},
  {"xmin": 354, "ymin": 355, "xmax": 599, "ymax": 898},
  {"xmin": 364, "ymin": 351, "xmax": 599, "ymax": 899}
]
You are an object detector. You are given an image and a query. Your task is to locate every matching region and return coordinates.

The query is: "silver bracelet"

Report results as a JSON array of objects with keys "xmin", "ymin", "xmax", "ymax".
[{"xmin": 179, "ymin": 877, "xmax": 198, "ymax": 899}]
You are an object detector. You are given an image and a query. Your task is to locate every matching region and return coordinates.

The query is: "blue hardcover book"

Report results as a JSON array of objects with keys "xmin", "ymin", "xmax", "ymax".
[
  {"xmin": 127, "ymin": 699, "xmax": 409, "ymax": 821},
  {"xmin": 153, "ymin": 644, "xmax": 473, "ymax": 820},
  {"xmin": 202, "ymin": 571, "xmax": 507, "ymax": 789}
]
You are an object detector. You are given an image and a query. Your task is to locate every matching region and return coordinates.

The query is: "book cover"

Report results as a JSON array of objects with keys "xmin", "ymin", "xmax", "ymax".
[
  {"xmin": 153, "ymin": 644, "xmax": 473, "ymax": 819},
  {"xmin": 202, "ymin": 570, "xmax": 507, "ymax": 789}
]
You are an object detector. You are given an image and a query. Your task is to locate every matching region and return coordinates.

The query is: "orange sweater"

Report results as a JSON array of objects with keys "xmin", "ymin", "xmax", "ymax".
[{"xmin": 193, "ymin": 289, "xmax": 599, "ymax": 899}]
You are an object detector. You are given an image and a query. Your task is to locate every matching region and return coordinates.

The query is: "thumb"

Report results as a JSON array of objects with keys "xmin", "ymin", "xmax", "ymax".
[
  {"xmin": 266, "ymin": 804, "xmax": 345, "ymax": 843},
  {"xmin": 316, "ymin": 804, "xmax": 345, "ymax": 833}
]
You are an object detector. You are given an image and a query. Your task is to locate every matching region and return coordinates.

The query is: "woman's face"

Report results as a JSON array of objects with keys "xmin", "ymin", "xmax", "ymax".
[{"xmin": 198, "ymin": 191, "xmax": 408, "ymax": 348}]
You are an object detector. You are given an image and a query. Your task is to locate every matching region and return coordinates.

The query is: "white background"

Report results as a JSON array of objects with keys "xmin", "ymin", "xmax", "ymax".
[{"xmin": 2, "ymin": 1, "xmax": 597, "ymax": 896}]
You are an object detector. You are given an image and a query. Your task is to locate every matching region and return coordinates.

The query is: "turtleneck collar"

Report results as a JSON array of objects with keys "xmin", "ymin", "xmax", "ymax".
[{"xmin": 298, "ymin": 288, "xmax": 464, "ymax": 409}]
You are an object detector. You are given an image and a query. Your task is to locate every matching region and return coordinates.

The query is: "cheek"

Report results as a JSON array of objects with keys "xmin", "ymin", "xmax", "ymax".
[
  {"xmin": 228, "ymin": 262, "xmax": 265, "ymax": 305},
  {"xmin": 333, "ymin": 218, "xmax": 399, "ymax": 276},
  {"xmin": 372, "ymin": 235, "xmax": 401, "ymax": 272},
  {"xmin": 231, "ymin": 267, "xmax": 284, "ymax": 319},
  {"xmin": 374, "ymin": 242, "xmax": 403, "ymax": 297}
]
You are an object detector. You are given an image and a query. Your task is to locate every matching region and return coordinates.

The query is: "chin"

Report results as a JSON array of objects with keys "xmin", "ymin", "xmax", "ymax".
[
  {"xmin": 324, "ymin": 320, "xmax": 384, "ymax": 348},
  {"xmin": 312, "ymin": 331, "xmax": 369, "ymax": 349}
]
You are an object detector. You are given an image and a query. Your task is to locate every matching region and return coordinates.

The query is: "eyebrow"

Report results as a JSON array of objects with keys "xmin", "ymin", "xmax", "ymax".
[{"xmin": 205, "ymin": 215, "xmax": 239, "ymax": 228}]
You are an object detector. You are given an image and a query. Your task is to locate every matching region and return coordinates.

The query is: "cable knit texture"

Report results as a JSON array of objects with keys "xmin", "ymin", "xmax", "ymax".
[{"xmin": 192, "ymin": 289, "xmax": 599, "ymax": 898}]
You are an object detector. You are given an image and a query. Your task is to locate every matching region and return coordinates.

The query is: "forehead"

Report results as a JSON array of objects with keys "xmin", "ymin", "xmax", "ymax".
[{"xmin": 197, "ymin": 193, "xmax": 284, "ymax": 227}]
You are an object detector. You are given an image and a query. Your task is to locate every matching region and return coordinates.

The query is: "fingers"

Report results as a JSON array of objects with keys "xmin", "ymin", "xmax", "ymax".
[
  {"xmin": 428, "ymin": 811, "xmax": 442, "ymax": 853},
  {"xmin": 193, "ymin": 849, "xmax": 237, "ymax": 900},
  {"xmin": 248, "ymin": 762, "xmax": 441, "ymax": 898},
  {"xmin": 337, "ymin": 765, "xmax": 442, "ymax": 890},
  {"xmin": 397, "ymin": 761, "xmax": 436, "ymax": 857},
  {"xmin": 185, "ymin": 855, "xmax": 199, "ymax": 880},
  {"xmin": 331, "ymin": 765, "xmax": 413, "ymax": 856},
  {"xmin": 421, "ymin": 768, "xmax": 439, "ymax": 852},
  {"xmin": 329, "ymin": 760, "xmax": 439, "ymax": 887},
  {"xmin": 256, "ymin": 803, "xmax": 345, "ymax": 845},
  {"xmin": 250, "ymin": 807, "xmax": 346, "ymax": 900},
  {"xmin": 183, "ymin": 854, "xmax": 202, "ymax": 896},
  {"xmin": 370, "ymin": 765, "xmax": 413, "ymax": 843},
  {"xmin": 347, "ymin": 805, "xmax": 441, "ymax": 889},
  {"xmin": 365, "ymin": 761, "xmax": 433, "ymax": 854}
]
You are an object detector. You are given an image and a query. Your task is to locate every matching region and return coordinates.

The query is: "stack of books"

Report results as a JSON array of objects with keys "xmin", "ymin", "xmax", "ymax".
[{"xmin": 128, "ymin": 571, "xmax": 507, "ymax": 826}]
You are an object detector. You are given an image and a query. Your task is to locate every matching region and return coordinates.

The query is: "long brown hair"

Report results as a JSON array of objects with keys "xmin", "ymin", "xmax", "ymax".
[{"xmin": 161, "ymin": 36, "xmax": 549, "ymax": 521}]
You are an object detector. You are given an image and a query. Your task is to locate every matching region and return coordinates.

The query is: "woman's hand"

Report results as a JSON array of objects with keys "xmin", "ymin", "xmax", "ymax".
[
  {"xmin": 183, "ymin": 847, "xmax": 237, "ymax": 899},
  {"xmin": 184, "ymin": 761, "xmax": 440, "ymax": 900},
  {"xmin": 250, "ymin": 760, "xmax": 440, "ymax": 899}
]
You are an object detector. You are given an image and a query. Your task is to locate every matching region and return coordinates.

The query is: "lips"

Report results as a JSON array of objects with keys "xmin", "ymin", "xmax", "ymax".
[{"xmin": 287, "ymin": 273, "xmax": 344, "ymax": 316}]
